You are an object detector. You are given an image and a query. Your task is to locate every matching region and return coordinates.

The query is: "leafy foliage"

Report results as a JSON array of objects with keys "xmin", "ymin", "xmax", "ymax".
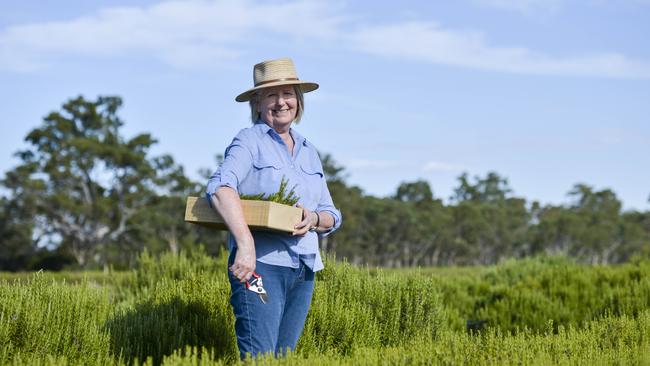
[
  {"xmin": 239, "ymin": 176, "xmax": 300, "ymax": 206},
  {"xmin": 1, "ymin": 97, "xmax": 649, "ymax": 270},
  {"xmin": 1, "ymin": 250, "xmax": 649, "ymax": 365},
  {"xmin": 0, "ymin": 96, "xmax": 225, "ymax": 270},
  {"xmin": 320, "ymin": 154, "xmax": 650, "ymax": 266}
]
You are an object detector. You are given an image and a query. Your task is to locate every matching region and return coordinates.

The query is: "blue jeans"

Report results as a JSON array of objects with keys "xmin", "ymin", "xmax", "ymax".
[{"xmin": 227, "ymin": 250, "xmax": 315, "ymax": 359}]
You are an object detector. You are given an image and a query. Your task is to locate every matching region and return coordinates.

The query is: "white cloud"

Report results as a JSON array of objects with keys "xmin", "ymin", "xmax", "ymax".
[
  {"xmin": 348, "ymin": 21, "xmax": 650, "ymax": 79},
  {"xmin": 472, "ymin": 0, "xmax": 563, "ymax": 14},
  {"xmin": 0, "ymin": 0, "xmax": 344, "ymax": 71},
  {"xmin": 1, "ymin": 0, "xmax": 650, "ymax": 79},
  {"xmin": 421, "ymin": 161, "xmax": 466, "ymax": 173},
  {"xmin": 473, "ymin": 0, "xmax": 650, "ymax": 14}
]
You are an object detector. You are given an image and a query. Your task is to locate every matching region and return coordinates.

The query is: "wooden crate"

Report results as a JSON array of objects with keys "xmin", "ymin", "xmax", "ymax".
[{"xmin": 184, "ymin": 196, "xmax": 302, "ymax": 233}]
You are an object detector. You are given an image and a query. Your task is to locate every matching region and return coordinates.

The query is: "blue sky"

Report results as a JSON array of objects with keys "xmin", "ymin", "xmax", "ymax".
[{"xmin": 1, "ymin": 0, "xmax": 649, "ymax": 210}]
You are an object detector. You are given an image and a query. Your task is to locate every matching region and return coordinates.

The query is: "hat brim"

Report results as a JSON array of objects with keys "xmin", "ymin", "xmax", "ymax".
[{"xmin": 235, "ymin": 80, "xmax": 319, "ymax": 102}]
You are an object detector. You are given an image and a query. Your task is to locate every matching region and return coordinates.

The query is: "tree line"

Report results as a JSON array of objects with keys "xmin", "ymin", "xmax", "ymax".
[{"xmin": 1, "ymin": 96, "xmax": 648, "ymax": 270}]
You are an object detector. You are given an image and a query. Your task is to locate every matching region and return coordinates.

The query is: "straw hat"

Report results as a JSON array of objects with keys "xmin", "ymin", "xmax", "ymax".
[{"xmin": 235, "ymin": 57, "xmax": 319, "ymax": 102}]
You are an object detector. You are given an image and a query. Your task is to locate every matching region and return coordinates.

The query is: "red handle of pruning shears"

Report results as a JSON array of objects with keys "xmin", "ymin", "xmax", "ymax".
[{"xmin": 246, "ymin": 271, "xmax": 268, "ymax": 304}]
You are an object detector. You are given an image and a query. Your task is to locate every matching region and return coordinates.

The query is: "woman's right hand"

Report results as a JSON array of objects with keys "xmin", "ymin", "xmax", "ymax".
[
  {"xmin": 212, "ymin": 187, "xmax": 257, "ymax": 283},
  {"xmin": 230, "ymin": 242, "xmax": 256, "ymax": 282}
]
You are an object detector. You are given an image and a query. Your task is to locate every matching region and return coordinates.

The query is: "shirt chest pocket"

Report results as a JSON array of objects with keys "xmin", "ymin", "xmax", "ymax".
[
  {"xmin": 298, "ymin": 161, "xmax": 323, "ymax": 207},
  {"xmin": 249, "ymin": 157, "xmax": 285, "ymax": 196}
]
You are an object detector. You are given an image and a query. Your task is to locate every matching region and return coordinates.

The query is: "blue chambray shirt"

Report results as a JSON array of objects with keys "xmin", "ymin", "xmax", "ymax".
[{"xmin": 205, "ymin": 122, "xmax": 342, "ymax": 272}]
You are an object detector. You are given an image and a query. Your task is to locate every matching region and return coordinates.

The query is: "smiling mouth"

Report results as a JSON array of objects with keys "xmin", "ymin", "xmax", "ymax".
[{"xmin": 273, "ymin": 109, "xmax": 290, "ymax": 113}]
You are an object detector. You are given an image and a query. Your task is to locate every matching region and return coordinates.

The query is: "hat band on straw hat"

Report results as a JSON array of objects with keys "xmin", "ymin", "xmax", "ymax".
[
  {"xmin": 236, "ymin": 57, "xmax": 318, "ymax": 102},
  {"xmin": 255, "ymin": 77, "xmax": 299, "ymax": 87}
]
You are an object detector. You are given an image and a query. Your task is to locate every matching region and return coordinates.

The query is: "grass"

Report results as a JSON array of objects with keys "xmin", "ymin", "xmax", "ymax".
[{"xmin": 1, "ymin": 250, "xmax": 649, "ymax": 365}]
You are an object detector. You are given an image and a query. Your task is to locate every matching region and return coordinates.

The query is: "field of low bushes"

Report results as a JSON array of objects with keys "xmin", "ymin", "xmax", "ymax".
[{"xmin": 1, "ymin": 250, "xmax": 649, "ymax": 365}]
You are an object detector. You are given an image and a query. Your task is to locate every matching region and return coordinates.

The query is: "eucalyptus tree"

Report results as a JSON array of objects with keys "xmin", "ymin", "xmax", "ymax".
[
  {"xmin": 0, "ymin": 196, "xmax": 35, "ymax": 270},
  {"xmin": 4, "ymin": 96, "xmax": 188, "ymax": 267},
  {"xmin": 450, "ymin": 172, "xmax": 529, "ymax": 264}
]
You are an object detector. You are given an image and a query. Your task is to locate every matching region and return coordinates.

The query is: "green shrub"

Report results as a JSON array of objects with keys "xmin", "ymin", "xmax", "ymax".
[
  {"xmin": 106, "ymin": 274, "xmax": 237, "ymax": 365},
  {"xmin": 300, "ymin": 257, "xmax": 444, "ymax": 356},
  {"xmin": 156, "ymin": 311, "xmax": 650, "ymax": 365},
  {"xmin": 1, "ymin": 250, "xmax": 649, "ymax": 365},
  {"xmin": 0, "ymin": 274, "xmax": 113, "ymax": 365},
  {"xmin": 133, "ymin": 249, "xmax": 226, "ymax": 292},
  {"xmin": 431, "ymin": 256, "xmax": 650, "ymax": 333}
]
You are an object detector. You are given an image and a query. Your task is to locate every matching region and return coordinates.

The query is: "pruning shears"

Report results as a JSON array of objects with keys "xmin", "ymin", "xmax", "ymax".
[{"xmin": 246, "ymin": 272, "xmax": 269, "ymax": 304}]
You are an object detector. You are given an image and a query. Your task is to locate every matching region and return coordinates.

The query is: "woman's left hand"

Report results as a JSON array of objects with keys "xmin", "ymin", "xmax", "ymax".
[{"xmin": 293, "ymin": 204, "xmax": 317, "ymax": 236}]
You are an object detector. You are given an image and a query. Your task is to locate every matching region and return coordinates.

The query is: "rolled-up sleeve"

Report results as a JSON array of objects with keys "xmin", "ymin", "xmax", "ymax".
[
  {"xmin": 316, "ymin": 173, "xmax": 342, "ymax": 237},
  {"xmin": 205, "ymin": 133, "xmax": 253, "ymax": 206}
]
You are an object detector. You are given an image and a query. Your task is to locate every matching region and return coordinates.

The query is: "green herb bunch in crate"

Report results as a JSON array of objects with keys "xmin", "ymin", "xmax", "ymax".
[{"xmin": 240, "ymin": 176, "xmax": 300, "ymax": 206}]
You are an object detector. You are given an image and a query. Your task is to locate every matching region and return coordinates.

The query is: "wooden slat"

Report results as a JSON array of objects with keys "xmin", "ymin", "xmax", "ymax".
[{"xmin": 184, "ymin": 196, "xmax": 302, "ymax": 233}]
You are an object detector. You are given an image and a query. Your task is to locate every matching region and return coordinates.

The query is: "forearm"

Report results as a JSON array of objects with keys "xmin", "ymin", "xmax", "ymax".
[
  {"xmin": 314, "ymin": 211, "xmax": 335, "ymax": 233},
  {"xmin": 210, "ymin": 187, "xmax": 254, "ymax": 250}
]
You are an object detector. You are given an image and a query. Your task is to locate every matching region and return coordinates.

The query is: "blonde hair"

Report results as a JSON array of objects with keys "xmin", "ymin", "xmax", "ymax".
[{"xmin": 249, "ymin": 85, "xmax": 305, "ymax": 124}]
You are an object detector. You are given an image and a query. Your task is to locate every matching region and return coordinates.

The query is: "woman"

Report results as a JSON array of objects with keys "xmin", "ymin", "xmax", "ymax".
[{"xmin": 205, "ymin": 57, "xmax": 342, "ymax": 359}]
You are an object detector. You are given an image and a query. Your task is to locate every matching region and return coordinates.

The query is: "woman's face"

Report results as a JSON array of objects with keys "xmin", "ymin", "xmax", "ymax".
[{"xmin": 257, "ymin": 85, "xmax": 298, "ymax": 130}]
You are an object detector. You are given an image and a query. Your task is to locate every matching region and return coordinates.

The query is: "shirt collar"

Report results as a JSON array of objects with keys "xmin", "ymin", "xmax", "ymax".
[{"xmin": 254, "ymin": 120, "xmax": 308, "ymax": 147}]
